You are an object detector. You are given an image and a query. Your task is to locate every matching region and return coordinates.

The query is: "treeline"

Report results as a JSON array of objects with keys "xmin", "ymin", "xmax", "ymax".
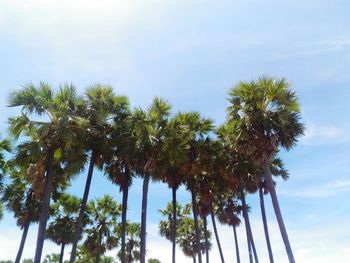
[{"xmin": 0, "ymin": 76, "xmax": 304, "ymax": 263}]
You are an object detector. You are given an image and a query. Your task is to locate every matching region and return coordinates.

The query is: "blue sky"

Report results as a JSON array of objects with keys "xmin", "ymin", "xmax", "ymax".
[{"xmin": 0, "ymin": 0, "xmax": 350, "ymax": 262}]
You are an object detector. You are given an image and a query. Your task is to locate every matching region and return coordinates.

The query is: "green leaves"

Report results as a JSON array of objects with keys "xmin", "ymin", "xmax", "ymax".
[{"xmin": 227, "ymin": 76, "xmax": 305, "ymax": 163}]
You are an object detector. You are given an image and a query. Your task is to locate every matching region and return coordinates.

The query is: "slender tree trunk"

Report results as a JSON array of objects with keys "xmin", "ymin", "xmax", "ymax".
[
  {"xmin": 121, "ymin": 185, "xmax": 129, "ymax": 263},
  {"xmin": 59, "ymin": 243, "xmax": 65, "ymax": 263},
  {"xmin": 259, "ymin": 183, "xmax": 274, "ymax": 263},
  {"xmin": 15, "ymin": 220, "xmax": 30, "ymax": 263},
  {"xmin": 193, "ymin": 256, "xmax": 197, "ymax": 263},
  {"xmin": 264, "ymin": 163, "xmax": 295, "ymax": 263},
  {"xmin": 172, "ymin": 185, "xmax": 177, "ymax": 263},
  {"xmin": 70, "ymin": 151, "xmax": 96, "ymax": 263},
  {"xmin": 241, "ymin": 191, "xmax": 259, "ymax": 263},
  {"xmin": 191, "ymin": 186, "xmax": 203, "ymax": 263},
  {"xmin": 240, "ymin": 190, "xmax": 253, "ymax": 263},
  {"xmin": 95, "ymin": 254, "xmax": 100, "ymax": 263},
  {"xmin": 211, "ymin": 210, "xmax": 225, "ymax": 263},
  {"xmin": 140, "ymin": 173, "xmax": 150, "ymax": 263},
  {"xmin": 34, "ymin": 148, "xmax": 55, "ymax": 263},
  {"xmin": 128, "ymin": 243, "xmax": 133, "ymax": 263},
  {"xmin": 233, "ymin": 225, "xmax": 240, "ymax": 263},
  {"xmin": 203, "ymin": 216, "xmax": 209, "ymax": 263}
]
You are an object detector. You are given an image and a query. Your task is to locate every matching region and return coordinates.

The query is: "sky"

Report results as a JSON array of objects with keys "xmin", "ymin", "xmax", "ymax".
[{"xmin": 0, "ymin": 0, "xmax": 350, "ymax": 262}]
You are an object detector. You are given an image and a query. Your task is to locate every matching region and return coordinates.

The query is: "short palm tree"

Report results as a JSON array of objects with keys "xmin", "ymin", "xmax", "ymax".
[
  {"xmin": 158, "ymin": 201, "xmax": 190, "ymax": 241},
  {"xmin": 227, "ymin": 77, "xmax": 304, "ymax": 263},
  {"xmin": 214, "ymin": 194, "xmax": 242, "ymax": 263},
  {"xmin": 8, "ymin": 83, "xmax": 88, "ymax": 263},
  {"xmin": 1, "ymin": 169, "xmax": 41, "ymax": 263},
  {"xmin": 117, "ymin": 222, "xmax": 141, "ymax": 263},
  {"xmin": 177, "ymin": 217, "xmax": 211, "ymax": 263},
  {"xmin": 46, "ymin": 194, "xmax": 82, "ymax": 263},
  {"xmin": 83, "ymin": 195, "xmax": 121, "ymax": 263},
  {"xmin": 0, "ymin": 134, "xmax": 11, "ymax": 188}
]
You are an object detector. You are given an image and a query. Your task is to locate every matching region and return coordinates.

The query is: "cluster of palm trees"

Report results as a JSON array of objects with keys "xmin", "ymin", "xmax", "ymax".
[{"xmin": 0, "ymin": 76, "xmax": 304, "ymax": 263}]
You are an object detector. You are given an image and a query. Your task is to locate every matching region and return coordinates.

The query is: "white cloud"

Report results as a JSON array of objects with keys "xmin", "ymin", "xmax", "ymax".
[
  {"xmin": 0, "ymin": 221, "xmax": 64, "ymax": 261},
  {"xmin": 301, "ymin": 124, "xmax": 349, "ymax": 145},
  {"xmin": 280, "ymin": 179, "xmax": 350, "ymax": 198},
  {"xmin": 273, "ymin": 39, "xmax": 350, "ymax": 60}
]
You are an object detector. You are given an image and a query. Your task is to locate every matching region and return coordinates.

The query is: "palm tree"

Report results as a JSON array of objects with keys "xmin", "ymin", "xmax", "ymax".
[
  {"xmin": 177, "ymin": 217, "xmax": 211, "ymax": 263},
  {"xmin": 0, "ymin": 133, "xmax": 11, "ymax": 223},
  {"xmin": 214, "ymin": 194, "xmax": 242, "ymax": 263},
  {"xmin": 216, "ymin": 124, "xmax": 259, "ymax": 263},
  {"xmin": 8, "ymin": 83, "xmax": 88, "ymax": 263},
  {"xmin": 228, "ymin": 77, "xmax": 304, "ymax": 263},
  {"xmin": 130, "ymin": 97, "xmax": 172, "ymax": 263},
  {"xmin": 117, "ymin": 222, "xmax": 141, "ymax": 263},
  {"xmin": 158, "ymin": 202, "xmax": 191, "ymax": 242},
  {"xmin": 105, "ymin": 102, "xmax": 135, "ymax": 263},
  {"xmin": 0, "ymin": 134, "xmax": 11, "ymax": 189},
  {"xmin": 174, "ymin": 112, "xmax": 213, "ymax": 263},
  {"xmin": 153, "ymin": 115, "xmax": 188, "ymax": 263},
  {"xmin": 83, "ymin": 195, "xmax": 121, "ymax": 263},
  {"xmin": 259, "ymin": 157, "xmax": 289, "ymax": 263},
  {"xmin": 46, "ymin": 194, "xmax": 82, "ymax": 263},
  {"xmin": 1, "ymin": 169, "xmax": 41, "ymax": 263},
  {"xmin": 69, "ymin": 85, "xmax": 129, "ymax": 263}
]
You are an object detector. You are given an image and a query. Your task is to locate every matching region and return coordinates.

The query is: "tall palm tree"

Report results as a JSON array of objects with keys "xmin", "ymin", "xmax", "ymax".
[
  {"xmin": 105, "ymin": 103, "xmax": 135, "ymax": 263},
  {"xmin": 46, "ymin": 194, "xmax": 82, "ymax": 263},
  {"xmin": 70, "ymin": 85, "xmax": 129, "ymax": 263},
  {"xmin": 174, "ymin": 112, "xmax": 213, "ymax": 263},
  {"xmin": 154, "ymin": 115, "xmax": 188, "ymax": 263},
  {"xmin": 130, "ymin": 97, "xmax": 172, "ymax": 263},
  {"xmin": 8, "ymin": 83, "xmax": 87, "ymax": 263},
  {"xmin": 217, "ymin": 124, "xmax": 259, "ymax": 263},
  {"xmin": 228, "ymin": 77, "xmax": 304, "ymax": 263},
  {"xmin": 83, "ymin": 195, "xmax": 121, "ymax": 263}
]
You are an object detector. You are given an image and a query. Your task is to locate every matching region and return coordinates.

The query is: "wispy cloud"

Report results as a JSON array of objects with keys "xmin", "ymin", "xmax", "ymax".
[
  {"xmin": 280, "ymin": 179, "xmax": 350, "ymax": 198},
  {"xmin": 301, "ymin": 124, "xmax": 349, "ymax": 145},
  {"xmin": 273, "ymin": 38, "xmax": 350, "ymax": 60}
]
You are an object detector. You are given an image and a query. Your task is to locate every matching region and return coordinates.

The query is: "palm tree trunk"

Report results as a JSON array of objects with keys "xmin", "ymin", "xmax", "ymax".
[
  {"xmin": 15, "ymin": 220, "xmax": 30, "ymax": 263},
  {"xmin": 259, "ymin": 183, "xmax": 274, "ymax": 263},
  {"xmin": 263, "ymin": 163, "xmax": 295, "ymax": 263},
  {"xmin": 233, "ymin": 225, "xmax": 240, "ymax": 263},
  {"xmin": 59, "ymin": 243, "xmax": 65, "ymax": 263},
  {"xmin": 34, "ymin": 148, "xmax": 55, "ymax": 263},
  {"xmin": 241, "ymin": 191, "xmax": 259, "ymax": 263},
  {"xmin": 203, "ymin": 216, "xmax": 209, "ymax": 263},
  {"xmin": 121, "ymin": 186, "xmax": 129, "ymax": 263},
  {"xmin": 210, "ymin": 210, "xmax": 225, "ymax": 263},
  {"xmin": 140, "ymin": 173, "xmax": 150, "ymax": 263},
  {"xmin": 70, "ymin": 151, "xmax": 96, "ymax": 263},
  {"xmin": 191, "ymin": 186, "xmax": 203, "ymax": 263},
  {"xmin": 172, "ymin": 185, "xmax": 177, "ymax": 263},
  {"xmin": 240, "ymin": 190, "xmax": 253, "ymax": 263}
]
